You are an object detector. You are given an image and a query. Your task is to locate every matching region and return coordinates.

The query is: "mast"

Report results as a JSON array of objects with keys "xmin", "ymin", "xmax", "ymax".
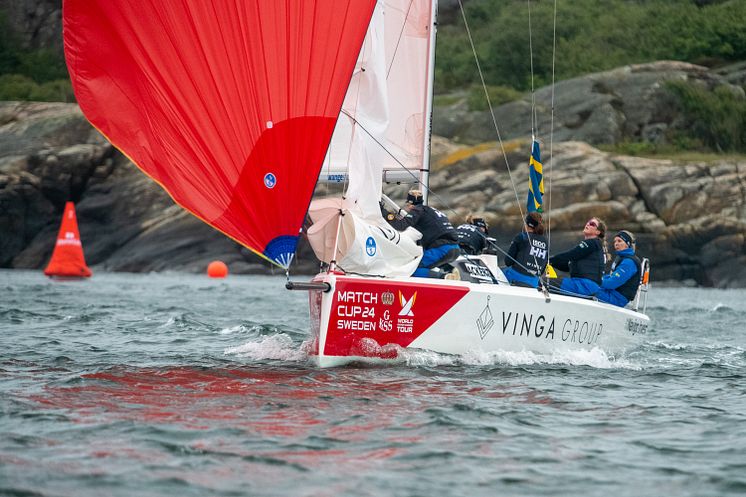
[{"xmin": 420, "ymin": 0, "xmax": 438, "ymax": 205}]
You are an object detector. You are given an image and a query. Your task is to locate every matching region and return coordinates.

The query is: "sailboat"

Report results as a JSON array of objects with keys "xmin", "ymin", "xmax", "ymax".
[
  {"xmin": 44, "ymin": 201, "xmax": 92, "ymax": 279},
  {"xmin": 62, "ymin": 0, "xmax": 650, "ymax": 366}
]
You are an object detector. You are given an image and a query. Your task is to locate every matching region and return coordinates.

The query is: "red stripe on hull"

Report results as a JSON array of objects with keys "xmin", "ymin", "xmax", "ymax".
[{"xmin": 322, "ymin": 277, "xmax": 469, "ymax": 358}]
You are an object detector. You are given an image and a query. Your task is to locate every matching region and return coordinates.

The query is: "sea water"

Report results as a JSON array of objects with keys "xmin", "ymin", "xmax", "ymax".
[{"xmin": 1, "ymin": 270, "xmax": 744, "ymax": 497}]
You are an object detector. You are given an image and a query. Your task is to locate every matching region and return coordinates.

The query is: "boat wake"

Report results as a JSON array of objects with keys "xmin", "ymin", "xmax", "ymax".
[
  {"xmin": 458, "ymin": 347, "xmax": 641, "ymax": 369},
  {"xmin": 224, "ymin": 332, "xmax": 641, "ymax": 369},
  {"xmin": 224, "ymin": 333, "xmax": 307, "ymax": 362}
]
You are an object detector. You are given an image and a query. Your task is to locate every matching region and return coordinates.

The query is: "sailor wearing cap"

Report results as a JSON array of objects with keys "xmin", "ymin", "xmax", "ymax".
[
  {"xmin": 386, "ymin": 189, "xmax": 460, "ymax": 278},
  {"xmin": 456, "ymin": 215, "xmax": 490, "ymax": 255},
  {"xmin": 503, "ymin": 212, "xmax": 548, "ymax": 288},
  {"xmin": 595, "ymin": 230, "xmax": 642, "ymax": 307}
]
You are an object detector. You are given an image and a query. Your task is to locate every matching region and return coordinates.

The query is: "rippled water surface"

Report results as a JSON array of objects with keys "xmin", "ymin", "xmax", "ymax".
[{"xmin": 1, "ymin": 270, "xmax": 745, "ymax": 497}]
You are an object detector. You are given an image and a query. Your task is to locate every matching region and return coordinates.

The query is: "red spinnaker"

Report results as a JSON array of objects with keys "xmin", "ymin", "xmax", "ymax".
[
  {"xmin": 44, "ymin": 202, "xmax": 92, "ymax": 278},
  {"xmin": 63, "ymin": 0, "xmax": 377, "ymax": 267}
]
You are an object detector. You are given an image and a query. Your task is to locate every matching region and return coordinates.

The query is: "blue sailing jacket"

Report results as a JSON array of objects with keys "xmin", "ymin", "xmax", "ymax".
[{"xmin": 596, "ymin": 248, "xmax": 640, "ymax": 307}]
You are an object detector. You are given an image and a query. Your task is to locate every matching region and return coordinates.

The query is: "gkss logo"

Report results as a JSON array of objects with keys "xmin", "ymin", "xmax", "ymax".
[
  {"xmin": 365, "ymin": 237, "xmax": 377, "ymax": 256},
  {"xmin": 263, "ymin": 172, "xmax": 277, "ymax": 188},
  {"xmin": 379, "ymin": 310, "xmax": 393, "ymax": 332}
]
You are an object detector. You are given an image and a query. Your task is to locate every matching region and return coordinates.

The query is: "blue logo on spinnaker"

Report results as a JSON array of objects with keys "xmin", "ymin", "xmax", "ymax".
[
  {"xmin": 365, "ymin": 237, "xmax": 376, "ymax": 257},
  {"xmin": 263, "ymin": 173, "xmax": 277, "ymax": 189}
]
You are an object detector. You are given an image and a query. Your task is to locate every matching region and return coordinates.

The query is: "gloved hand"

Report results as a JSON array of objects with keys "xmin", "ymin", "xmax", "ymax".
[{"xmin": 380, "ymin": 200, "xmax": 396, "ymax": 221}]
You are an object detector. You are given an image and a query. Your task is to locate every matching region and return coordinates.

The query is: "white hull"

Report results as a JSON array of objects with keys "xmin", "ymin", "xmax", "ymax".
[{"xmin": 308, "ymin": 273, "xmax": 650, "ymax": 367}]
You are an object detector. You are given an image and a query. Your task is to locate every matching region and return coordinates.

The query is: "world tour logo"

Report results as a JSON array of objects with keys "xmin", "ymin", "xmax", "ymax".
[{"xmin": 398, "ymin": 291, "xmax": 416, "ymax": 317}]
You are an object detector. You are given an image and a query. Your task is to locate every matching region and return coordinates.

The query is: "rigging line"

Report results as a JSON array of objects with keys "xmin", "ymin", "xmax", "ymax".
[
  {"xmin": 337, "ymin": 8, "xmax": 376, "ymax": 200},
  {"xmin": 456, "ymin": 0, "xmax": 526, "ymax": 232},
  {"xmin": 484, "ymin": 238, "xmax": 548, "ymax": 278},
  {"xmin": 527, "ymin": 0, "xmax": 537, "ymax": 136},
  {"xmin": 457, "ymin": 0, "xmax": 549, "ymax": 290},
  {"xmin": 524, "ymin": 0, "xmax": 547, "ymax": 287},
  {"xmin": 326, "ymin": 11, "xmax": 374, "ymax": 270},
  {"xmin": 545, "ymin": 282, "xmax": 598, "ymax": 301},
  {"xmin": 340, "ymin": 110, "xmax": 454, "ymax": 217},
  {"xmin": 386, "ymin": 0, "xmax": 416, "ymax": 79},
  {"xmin": 341, "ymin": 107, "xmax": 545, "ymax": 280},
  {"xmin": 547, "ymin": 0, "xmax": 558, "ymax": 251}
]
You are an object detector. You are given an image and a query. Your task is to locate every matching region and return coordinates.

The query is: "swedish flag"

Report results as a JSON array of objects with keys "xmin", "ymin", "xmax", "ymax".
[{"xmin": 526, "ymin": 139, "xmax": 544, "ymax": 213}]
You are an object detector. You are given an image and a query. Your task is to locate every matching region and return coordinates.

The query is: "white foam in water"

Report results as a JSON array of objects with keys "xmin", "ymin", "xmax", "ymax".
[
  {"xmin": 224, "ymin": 333, "xmax": 306, "ymax": 361},
  {"xmin": 160, "ymin": 316, "xmax": 177, "ymax": 327},
  {"xmin": 650, "ymin": 340, "xmax": 688, "ymax": 351},
  {"xmin": 390, "ymin": 346, "xmax": 640, "ymax": 369},
  {"xmin": 460, "ymin": 347, "xmax": 641, "ymax": 369},
  {"xmin": 399, "ymin": 348, "xmax": 457, "ymax": 367},
  {"xmin": 219, "ymin": 324, "xmax": 251, "ymax": 335}
]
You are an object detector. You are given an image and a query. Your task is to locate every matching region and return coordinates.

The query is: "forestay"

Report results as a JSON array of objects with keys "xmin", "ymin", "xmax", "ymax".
[{"xmin": 307, "ymin": 0, "xmax": 435, "ymax": 276}]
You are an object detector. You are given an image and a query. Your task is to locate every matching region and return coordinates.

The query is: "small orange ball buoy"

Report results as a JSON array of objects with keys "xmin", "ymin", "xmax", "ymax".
[{"xmin": 207, "ymin": 260, "xmax": 228, "ymax": 278}]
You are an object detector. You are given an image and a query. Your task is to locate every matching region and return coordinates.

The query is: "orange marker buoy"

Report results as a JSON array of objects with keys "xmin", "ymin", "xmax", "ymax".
[
  {"xmin": 44, "ymin": 201, "xmax": 92, "ymax": 279},
  {"xmin": 207, "ymin": 260, "xmax": 228, "ymax": 278}
]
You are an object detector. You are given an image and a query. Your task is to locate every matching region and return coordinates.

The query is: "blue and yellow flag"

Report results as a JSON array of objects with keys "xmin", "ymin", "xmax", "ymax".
[{"xmin": 526, "ymin": 139, "xmax": 544, "ymax": 213}]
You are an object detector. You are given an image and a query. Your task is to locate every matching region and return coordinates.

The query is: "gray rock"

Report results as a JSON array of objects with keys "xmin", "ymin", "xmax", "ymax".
[
  {"xmin": 0, "ymin": 0, "xmax": 62, "ymax": 54},
  {"xmin": 3, "ymin": 91, "xmax": 746, "ymax": 286},
  {"xmin": 423, "ymin": 138, "xmax": 746, "ymax": 288},
  {"xmin": 433, "ymin": 61, "xmax": 741, "ymax": 146}
]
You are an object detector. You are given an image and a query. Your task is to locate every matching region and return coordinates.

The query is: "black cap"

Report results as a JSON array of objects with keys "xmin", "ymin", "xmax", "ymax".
[
  {"xmin": 471, "ymin": 217, "xmax": 488, "ymax": 230},
  {"xmin": 406, "ymin": 190, "xmax": 424, "ymax": 205},
  {"xmin": 525, "ymin": 214, "xmax": 540, "ymax": 229},
  {"xmin": 615, "ymin": 230, "xmax": 635, "ymax": 247}
]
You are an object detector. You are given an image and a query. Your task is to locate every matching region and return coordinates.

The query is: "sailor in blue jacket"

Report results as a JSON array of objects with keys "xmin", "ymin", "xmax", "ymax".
[{"xmin": 595, "ymin": 230, "xmax": 641, "ymax": 307}]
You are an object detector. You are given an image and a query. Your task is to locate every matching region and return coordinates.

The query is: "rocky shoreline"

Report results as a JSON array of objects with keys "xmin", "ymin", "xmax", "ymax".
[{"xmin": 2, "ymin": 62, "xmax": 746, "ymax": 287}]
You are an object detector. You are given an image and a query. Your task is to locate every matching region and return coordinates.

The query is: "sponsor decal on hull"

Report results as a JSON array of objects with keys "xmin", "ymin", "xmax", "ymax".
[
  {"xmin": 324, "ymin": 279, "xmax": 469, "ymax": 357},
  {"xmin": 476, "ymin": 296, "xmax": 495, "ymax": 339},
  {"xmin": 625, "ymin": 318, "xmax": 648, "ymax": 336},
  {"xmin": 473, "ymin": 297, "xmax": 606, "ymax": 345},
  {"xmin": 496, "ymin": 311, "xmax": 604, "ymax": 345}
]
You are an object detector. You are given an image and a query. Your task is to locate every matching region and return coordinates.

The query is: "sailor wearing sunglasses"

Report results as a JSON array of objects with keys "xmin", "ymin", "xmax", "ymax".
[{"xmin": 548, "ymin": 217, "xmax": 608, "ymax": 297}]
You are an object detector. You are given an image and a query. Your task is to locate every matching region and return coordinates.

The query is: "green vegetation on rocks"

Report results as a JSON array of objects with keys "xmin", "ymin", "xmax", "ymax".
[
  {"xmin": 435, "ymin": 0, "xmax": 746, "ymax": 92},
  {"xmin": 666, "ymin": 80, "xmax": 746, "ymax": 153},
  {"xmin": 0, "ymin": 12, "xmax": 73, "ymax": 102}
]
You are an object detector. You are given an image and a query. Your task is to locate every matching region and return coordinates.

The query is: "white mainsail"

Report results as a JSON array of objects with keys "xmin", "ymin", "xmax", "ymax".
[{"xmin": 308, "ymin": 0, "xmax": 435, "ymax": 276}]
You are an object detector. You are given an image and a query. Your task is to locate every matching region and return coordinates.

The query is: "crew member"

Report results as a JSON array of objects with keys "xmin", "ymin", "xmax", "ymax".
[
  {"xmin": 549, "ymin": 217, "xmax": 607, "ymax": 297},
  {"xmin": 503, "ymin": 212, "xmax": 548, "ymax": 288},
  {"xmin": 386, "ymin": 190, "xmax": 460, "ymax": 278},
  {"xmin": 456, "ymin": 216, "xmax": 489, "ymax": 255},
  {"xmin": 595, "ymin": 230, "xmax": 641, "ymax": 307}
]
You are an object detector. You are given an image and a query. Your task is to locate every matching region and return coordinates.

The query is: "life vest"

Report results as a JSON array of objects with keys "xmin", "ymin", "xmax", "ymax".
[
  {"xmin": 569, "ymin": 238, "xmax": 604, "ymax": 284},
  {"xmin": 511, "ymin": 232, "xmax": 548, "ymax": 276},
  {"xmin": 611, "ymin": 253, "xmax": 642, "ymax": 301},
  {"xmin": 456, "ymin": 224, "xmax": 486, "ymax": 255}
]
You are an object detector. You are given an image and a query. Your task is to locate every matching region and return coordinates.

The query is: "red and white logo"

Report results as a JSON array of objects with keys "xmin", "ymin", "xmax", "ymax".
[
  {"xmin": 398, "ymin": 291, "xmax": 416, "ymax": 317},
  {"xmin": 324, "ymin": 278, "xmax": 469, "ymax": 356}
]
